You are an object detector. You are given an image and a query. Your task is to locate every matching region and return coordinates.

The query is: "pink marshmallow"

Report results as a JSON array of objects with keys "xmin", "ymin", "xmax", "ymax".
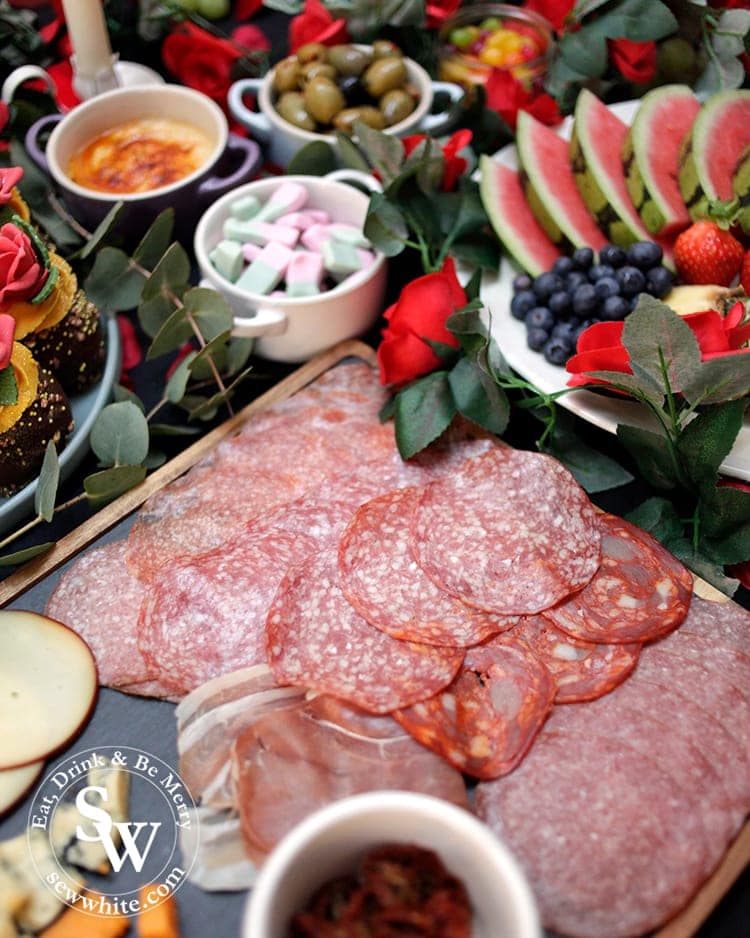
[
  {"xmin": 257, "ymin": 181, "xmax": 308, "ymax": 222},
  {"xmin": 300, "ymin": 224, "xmax": 331, "ymax": 252},
  {"xmin": 306, "ymin": 209, "xmax": 330, "ymax": 224},
  {"xmin": 243, "ymin": 220, "xmax": 299, "ymax": 248},
  {"xmin": 287, "ymin": 250, "xmax": 325, "ymax": 286},
  {"xmin": 242, "ymin": 242, "xmax": 263, "ymax": 262},
  {"xmin": 275, "ymin": 212, "xmax": 319, "ymax": 230},
  {"xmin": 357, "ymin": 248, "xmax": 375, "ymax": 269}
]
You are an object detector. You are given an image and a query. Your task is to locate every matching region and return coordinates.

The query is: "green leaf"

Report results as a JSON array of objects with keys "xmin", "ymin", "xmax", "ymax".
[
  {"xmin": 449, "ymin": 356, "xmax": 509, "ymax": 436},
  {"xmin": 700, "ymin": 523, "xmax": 750, "ymax": 565},
  {"xmin": 144, "ymin": 450, "xmax": 167, "ymax": 470},
  {"xmin": 77, "ymin": 202, "xmax": 124, "ymax": 260},
  {"xmin": 182, "ymin": 288, "xmax": 234, "ymax": 341},
  {"xmin": 449, "ymin": 235, "xmax": 501, "ymax": 271},
  {"xmin": 617, "ymin": 423, "xmax": 680, "ymax": 489},
  {"xmin": 621, "ymin": 296, "xmax": 701, "ymax": 397},
  {"xmin": 626, "ymin": 496, "xmax": 685, "ymax": 544},
  {"xmin": 399, "ymin": 138, "xmax": 444, "ymax": 195},
  {"xmin": 84, "ymin": 247, "xmax": 145, "ymax": 312},
  {"xmin": 393, "ymin": 372, "xmax": 456, "ymax": 459},
  {"xmin": 544, "ymin": 414, "xmax": 633, "ymax": 493},
  {"xmin": 148, "ymin": 423, "xmax": 202, "ymax": 437},
  {"xmin": 133, "ymin": 210, "xmax": 175, "ymax": 269},
  {"xmin": 84, "ymin": 464, "xmax": 147, "ymax": 507},
  {"xmin": 698, "ymin": 484, "xmax": 750, "ymax": 540},
  {"xmin": 353, "ymin": 120, "xmax": 404, "ymax": 185},
  {"xmin": 334, "ymin": 132, "xmax": 373, "ymax": 174},
  {"xmin": 147, "ymin": 304, "xmax": 193, "ymax": 360},
  {"xmin": 287, "ymin": 140, "xmax": 338, "ymax": 175},
  {"xmin": 34, "ymin": 441, "xmax": 59, "ymax": 522},
  {"xmin": 164, "ymin": 350, "xmax": 197, "ymax": 404},
  {"xmin": 573, "ymin": 369, "xmax": 665, "ymax": 409},
  {"xmin": 138, "ymin": 292, "xmax": 180, "ymax": 340},
  {"xmin": 364, "ymin": 192, "xmax": 409, "ymax": 256},
  {"xmin": 673, "ymin": 548, "xmax": 739, "ymax": 597},
  {"xmin": 141, "ymin": 243, "xmax": 191, "ymax": 302},
  {"xmin": 90, "ymin": 401, "xmax": 149, "ymax": 467},
  {"xmin": 463, "ymin": 267, "xmax": 482, "ymax": 303},
  {"xmin": 189, "ymin": 330, "xmax": 234, "ymax": 381},
  {"xmin": 447, "ymin": 306, "xmax": 489, "ymax": 357},
  {"xmin": 676, "ymin": 399, "xmax": 748, "ymax": 487},
  {"xmin": 0, "ymin": 364, "xmax": 18, "ymax": 405},
  {"xmin": 557, "ymin": 28, "xmax": 609, "ymax": 78},
  {"xmin": 683, "ymin": 355, "xmax": 750, "ymax": 405},
  {"xmin": 595, "ymin": 0, "xmax": 677, "ymax": 40},
  {"xmin": 184, "ymin": 366, "xmax": 254, "ymax": 420},
  {"xmin": 226, "ymin": 337, "xmax": 254, "ymax": 377},
  {"xmin": 0, "ymin": 542, "xmax": 55, "ymax": 566},
  {"xmin": 113, "ymin": 385, "xmax": 145, "ymax": 411}
]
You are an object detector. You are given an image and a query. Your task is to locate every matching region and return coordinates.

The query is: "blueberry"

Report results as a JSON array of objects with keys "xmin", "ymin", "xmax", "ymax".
[
  {"xmin": 552, "ymin": 256, "xmax": 574, "ymax": 277},
  {"xmin": 627, "ymin": 240, "xmax": 663, "ymax": 270},
  {"xmin": 527, "ymin": 327, "xmax": 549, "ymax": 351},
  {"xmin": 572, "ymin": 283, "xmax": 599, "ymax": 316},
  {"xmin": 574, "ymin": 318, "xmax": 598, "ymax": 343},
  {"xmin": 599, "ymin": 244, "xmax": 626, "ymax": 268},
  {"xmin": 566, "ymin": 270, "xmax": 589, "ymax": 292},
  {"xmin": 543, "ymin": 335, "xmax": 573, "ymax": 366},
  {"xmin": 616, "ymin": 265, "xmax": 646, "ymax": 297},
  {"xmin": 548, "ymin": 290, "xmax": 572, "ymax": 317},
  {"xmin": 532, "ymin": 271, "xmax": 565, "ymax": 301},
  {"xmin": 601, "ymin": 295, "xmax": 630, "ymax": 320},
  {"xmin": 551, "ymin": 321, "xmax": 578, "ymax": 345},
  {"xmin": 594, "ymin": 276, "xmax": 620, "ymax": 300},
  {"xmin": 525, "ymin": 306, "xmax": 555, "ymax": 331},
  {"xmin": 512, "ymin": 272, "xmax": 533, "ymax": 293},
  {"xmin": 588, "ymin": 263, "xmax": 616, "ymax": 282},
  {"xmin": 511, "ymin": 289, "xmax": 537, "ymax": 320},
  {"xmin": 646, "ymin": 265, "xmax": 674, "ymax": 299},
  {"xmin": 571, "ymin": 246, "xmax": 594, "ymax": 270}
]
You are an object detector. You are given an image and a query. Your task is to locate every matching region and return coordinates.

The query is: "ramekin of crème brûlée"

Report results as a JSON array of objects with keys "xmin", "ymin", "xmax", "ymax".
[{"xmin": 25, "ymin": 85, "xmax": 262, "ymax": 242}]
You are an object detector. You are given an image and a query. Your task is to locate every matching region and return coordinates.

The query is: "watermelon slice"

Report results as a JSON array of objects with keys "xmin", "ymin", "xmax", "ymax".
[
  {"xmin": 679, "ymin": 89, "xmax": 750, "ymax": 222},
  {"xmin": 734, "ymin": 144, "xmax": 750, "ymax": 233},
  {"xmin": 515, "ymin": 110, "xmax": 608, "ymax": 253},
  {"xmin": 570, "ymin": 89, "xmax": 673, "ymax": 262},
  {"xmin": 623, "ymin": 84, "xmax": 700, "ymax": 238},
  {"xmin": 479, "ymin": 155, "xmax": 562, "ymax": 277}
]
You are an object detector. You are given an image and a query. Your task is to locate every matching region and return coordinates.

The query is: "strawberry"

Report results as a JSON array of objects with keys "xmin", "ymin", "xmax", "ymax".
[
  {"xmin": 742, "ymin": 250, "xmax": 750, "ymax": 295},
  {"xmin": 673, "ymin": 220, "xmax": 744, "ymax": 286}
]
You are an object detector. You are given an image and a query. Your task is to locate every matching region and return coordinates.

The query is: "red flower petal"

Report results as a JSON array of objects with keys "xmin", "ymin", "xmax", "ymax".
[
  {"xmin": 683, "ymin": 309, "xmax": 732, "ymax": 355},
  {"xmin": 573, "ymin": 320, "xmax": 626, "ymax": 353},
  {"xmin": 378, "ymin": 329, "xmax": 442, "ymax": 386}
]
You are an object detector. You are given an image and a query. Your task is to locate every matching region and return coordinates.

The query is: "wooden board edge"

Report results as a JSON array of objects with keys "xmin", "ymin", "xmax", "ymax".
[
  {"xmin": 0, "ymin": 339, "xmax": 377, "ymax": 606},
  {"xmin": 654, "ymin": 822, "xmax": 750, "ymax": 937}
]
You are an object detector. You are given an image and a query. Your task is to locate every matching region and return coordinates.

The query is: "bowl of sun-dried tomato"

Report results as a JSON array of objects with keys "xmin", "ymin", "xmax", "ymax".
[{"xmin": 243, "ymin": 791, "xmax": 541, "ymax": 938}]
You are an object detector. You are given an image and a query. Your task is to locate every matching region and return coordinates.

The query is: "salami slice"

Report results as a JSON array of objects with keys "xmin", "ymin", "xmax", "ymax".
[
  {"xmin": 679, "ymin": 594, "xmax": 750, "ymax": 655},
  {"xmin": 392, "ymin": 638, "xmax": 555, "ymax": 779},
  {"xmin": 542, "ymin": 512, "xmax": 693, "ymax": 643},
  {"xmin": 474, "ymin": 730, "xmax": 711, "ymax": 938},
  {"xmin": 410, "ymin": 448, "xmax": 601, "ymax": 615},
  {"xmin": 138, "ymin": 529, "xmax": 314, "ymax": 696},
  {"xmin": 339, "ymin": 488, "xmax": 518, "ymax": 647},
  {"xmin": 45, "ymin": 540, "xmax": 153, "ymax": 686},
  {"xmin": 513, "ymin": 615, "xmax": 640, "ymax": 703},
  {"xmin": 265, "ymin": 547, "xmax": 464, "ymax": 713}
]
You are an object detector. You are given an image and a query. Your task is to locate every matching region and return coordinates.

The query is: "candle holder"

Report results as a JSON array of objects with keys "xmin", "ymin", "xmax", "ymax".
[{"xmin": 71, "ymin": 53, "xmax": 164, "ymax": 100}]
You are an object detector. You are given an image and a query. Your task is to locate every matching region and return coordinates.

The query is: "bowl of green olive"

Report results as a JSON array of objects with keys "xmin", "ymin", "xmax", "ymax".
[{"xmin": 228, "ymin": 40, "xmax": 465, "ymax": 168}]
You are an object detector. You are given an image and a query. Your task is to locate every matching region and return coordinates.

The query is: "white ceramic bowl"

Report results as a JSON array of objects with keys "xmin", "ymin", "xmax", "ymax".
[
  {"xmin": 194, "ymin": 174, "xmax": 387, "ymax": 363},
  {"xmin": 228, "ymin": 46, "xmax": 464, "ymax": 168},
  {"xmin": 242, "ymin": 791, "xmax": 541, "ymax": 938}
]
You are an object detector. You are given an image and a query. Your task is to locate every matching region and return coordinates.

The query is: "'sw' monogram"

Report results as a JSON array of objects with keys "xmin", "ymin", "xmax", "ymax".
[{"xmin": 75, "ymin": 786, "xmax": 161, "ymax": 874}]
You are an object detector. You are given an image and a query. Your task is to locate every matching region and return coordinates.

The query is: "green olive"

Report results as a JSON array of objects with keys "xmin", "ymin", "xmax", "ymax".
[
  {"xmin": 299, "ymin": 61, "xmax": 337, "ymax": 85},
  {"xmin": 276, "ymin": 91, "xmax": 316, "ymax": 131},
  {"xmin": 273, "ymin": 57, "xmax": 301, "ymax": 93},
  {"xmin": 327, "ymin": 44, "xmax": 372, "ymax": 77},
  {"xmin": 303, "ymin": 76, "xmax": 346, "ymax": 125},
  {"xmin": 379, "ymin": 88, "xmax": 415, "ymax": 126},
  {"xmin": 372, "ymin": 39, "xmax": 403, "ymax": 59},
  {"xmin": 333, "ymin": 106, "xmax": 386, "ymax": 135},
  {"xmin": 296, "ymin": 42, "xmax": 328, "ymax": 65},
  {"xmin": 362, "ymin": 56, "xmax": 408, "ymax": 98}
]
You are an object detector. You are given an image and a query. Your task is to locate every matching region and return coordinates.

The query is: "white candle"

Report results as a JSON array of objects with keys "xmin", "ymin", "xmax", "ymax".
[{"xmin": 61, "ymin": 0, "xmax": 113, "ymax": 77}]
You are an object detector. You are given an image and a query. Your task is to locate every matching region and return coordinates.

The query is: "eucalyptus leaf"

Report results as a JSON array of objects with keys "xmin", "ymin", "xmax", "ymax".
[
  {"xmin": 189, "ymin": 329, "xmax": 234, "ymax": 381},
  {"xmin": 596, "ymin": 0, "xmax": 677, "ymax": 40},
  {"xmin": 617, "ymin": 423, "xmax": 681, "ymax": 489},
  {"xmin": 148, "ymin": 423, "xmax": 202, "ymax": 437},
  {"xmin": 77, "ymin": 202, "xmax": 124, "ymax": 260},
  {"xmin": 287, "ymin": 140, "xmax": 338, "ymax": 175},
  {"xmin": 90, "ymin": 401, "xmax": 149, "ymax": 467},
  {"xmin": 449, "ymin": 356, "xmax": 509, "ymax": 436},
  {"xmin": 185, "ymin": 366, "xmax": 254, "ymax": 420},
  {"xmin": 182, "ymin": 288, "xmax": 234, "ymax": 342},
  {"xmin": 147, "ymin": 305, "xmax": 194, "ymax": 360},
  {"xmin": 133, "ymin": 210, "xmax": 175, "ymax": 269},
  {"xmin": 0, "ymin": 365, "xmax": 18, "ymax": 405},
  {"xmin": 165, "ymin": 351, "xmax": 197, "ymax": 404},
  {"xmin": 34, "ymin": 441, "xmax": 59, "ymax": 522},
  {"xmin": 695, "ymin": 54, "xmax": 745, "ymax": 93},
  {"xmin": 84, "ymin": 247, "xmax": 145, "ymax": 311},
  {"xmin": 676, "ymin": 399, "xmax": 748, "ymax": 487},
  {"xmin": 113, "ymin": 385, "xmax": 145, "ymax": 411},
  {"xmin": 84, "ymin": 464, "xmax": 147, "ymax": 506},
  {"xmin": 226, "ymin": 337, "xmax": 255, "ymax": 377},
  {"xmin": 141, "ymin": 242, "xmax": 191, "ymax": 302},
  {"xmin": 139, "ymin": 292, "xmax": 181, "ymax": 340},
  {"xmin": 557, "ymin": 28, "xmax": 609, "ymax": 79},
  {"xmin": 394, "ymin": 372, "xmax": 456, "ymax": 459},
  {"xmin": 0, "ymin": 542, "xmax": 54, "ymax": 567},
  {"xmin": 144, "ymin": 450, "xmax": 167, "ymax": 470}
]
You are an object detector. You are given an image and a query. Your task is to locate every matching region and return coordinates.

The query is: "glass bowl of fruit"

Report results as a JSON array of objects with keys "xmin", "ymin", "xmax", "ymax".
[{"xmin": 438, "ymin": 3, "xmax": 555, "ymax": 91}]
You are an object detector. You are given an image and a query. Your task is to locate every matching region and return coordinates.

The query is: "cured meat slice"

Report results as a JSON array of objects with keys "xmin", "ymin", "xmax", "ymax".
[
  {"xmin": 542, "ymin": 513, "xmax": 692, "ymax": 643},
  {"xmin": 45, "ymin": 540, "xmax": 153, "ymax": 686},
  {"xmin": 392, "ymin": 638, "xmax": 555, "ymax": 779},
  {"xmin": 679, "ymin": 594, "xmax": 750, "ymax": 655},
  {"xmin": 230, "ymin": 694, "xmax": 469, "ymax": 864},
  {"xmin": 410, "ymin": 448, "xmax": 601, "ymax": 615},
  {"xmin": 138, "ymin": 529, "xmax": 314, "ymax": 696},
  {"xmin": 339, "ymin": 487, "xmax": 518, "ymax": 646},
  {"xmin": 265, "ymin": 547, "xmax": 464, "ymax": 713},
  {"xmin": 513, "ymin": 615, "xmax": 640, "ymax": 703},
  {"xmin": 474, "ymin": 730, "xmax": 711, "ymax": 938},
  {"xmin": 656, "ymin": 629, "xmax": 750, "ymax": 697}
]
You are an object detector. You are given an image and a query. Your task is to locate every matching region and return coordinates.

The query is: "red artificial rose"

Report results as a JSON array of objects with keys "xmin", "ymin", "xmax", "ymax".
[
  {"xmin": 0, "ymin": 168, "xmax": 23, "ymax": 205},
  {"xmin": 484, "ymin": 68, "xmax": 561, "ymax": 129},
  {"xmin": 377, "ymin": 257, "xmax": 465, "ymax": 386},
  {"xmin": 45, "ymin": 60, "xmax": 80, "ymax": 110},
  {"xmin": 0, "ymin": 223, "xmax": 46, "ymax": 307},
  {"xmin": 234, "ymin": 0, "xmax": 263, "ymax": 18},
  {"xmin": 523, "ymin": 0, "xmax": 575, "ymax": 32},
  {"xmin": 425, "ymin": 0, "xmax": 461, "ymax": 30},
  {"xmin": 0, "ymin": 314, "xmax": 14, "ymax": 370},
  {"xmin": 566, "ymin": 303, "xmax": 750, "ymax": 387},
  {"xmin": 400, "ymin": 129, "xmax": 472, "ymax": 191},
  {"xmin": 717, "ymin": 477, "xmax": 750, "ymax": 588},
  {"xmin": 0, "ymin": 102, "xmax": 8, "ymax": 137},
  {"xmin": 289, "ymin": 0, "xmax": 348, "ymax": 53},
  {"xmin": 608, "ymin": 38, "xmax": 657, "ymax": 83},
  {"xmin": 162, "ymin": 21, "xmax": 269, "ymax": 107}
]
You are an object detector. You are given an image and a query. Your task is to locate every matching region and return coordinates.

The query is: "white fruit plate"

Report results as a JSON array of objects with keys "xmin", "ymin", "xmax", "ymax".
[{"xmin": 477, "ymin": 100, "xmax": 750, "ymax": 483}]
